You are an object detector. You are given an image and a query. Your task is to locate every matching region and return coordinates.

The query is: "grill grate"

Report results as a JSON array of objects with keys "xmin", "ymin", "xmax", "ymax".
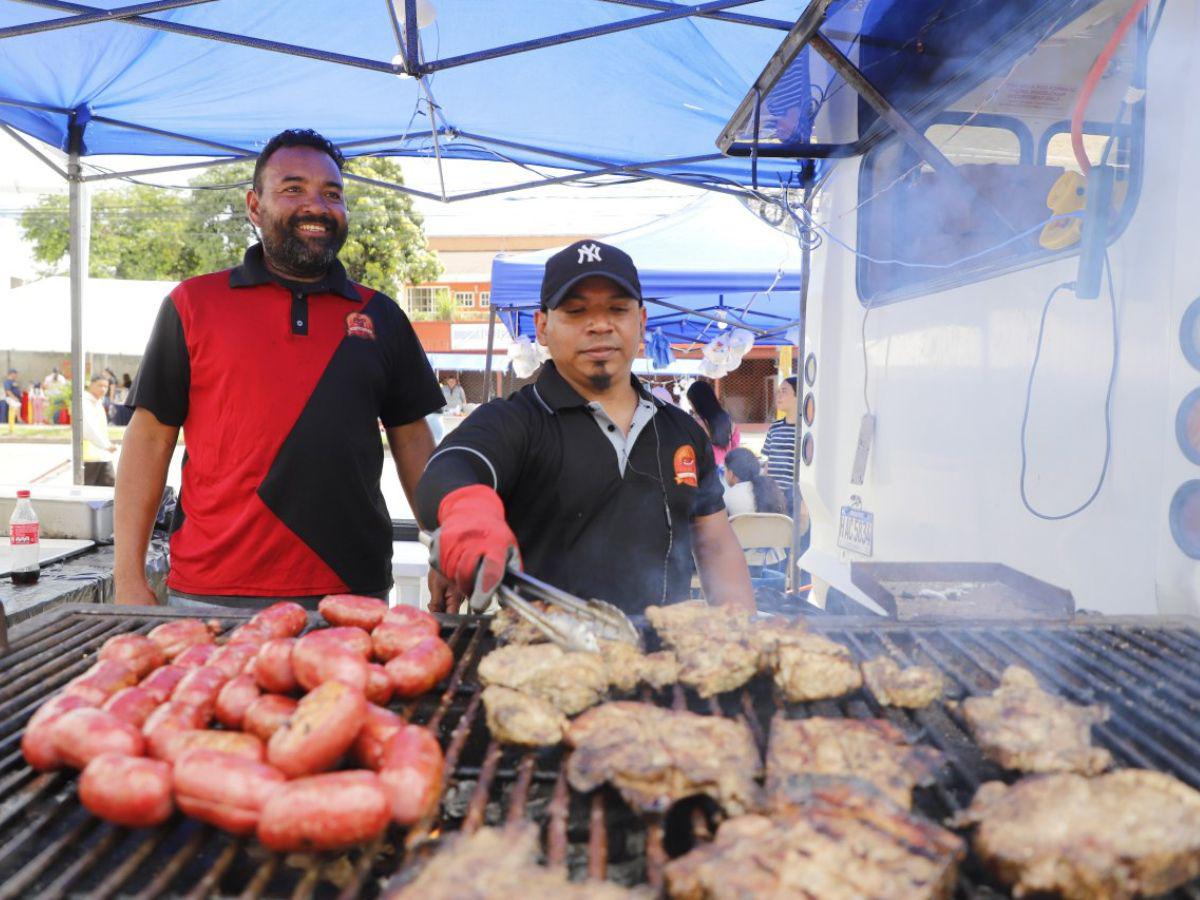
[{"xmin": 2, "ymin": 605, "xmax": 1200, "ymax": 898}]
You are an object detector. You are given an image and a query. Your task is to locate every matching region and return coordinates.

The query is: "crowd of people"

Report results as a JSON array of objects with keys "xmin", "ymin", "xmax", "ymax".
[{"xmin": 0, "ymin": 366, "xmax": 133, "ymax": 433}]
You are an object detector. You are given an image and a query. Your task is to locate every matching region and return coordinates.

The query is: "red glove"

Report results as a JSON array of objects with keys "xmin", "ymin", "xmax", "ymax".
[{"xmin": 436, "ymin": 485, "xmax": 519, "ymax": 597}]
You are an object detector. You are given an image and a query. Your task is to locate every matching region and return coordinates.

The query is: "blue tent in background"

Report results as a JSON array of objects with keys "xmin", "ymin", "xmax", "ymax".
[{"xmin": 491, "ymin": 193, "xmax": 803, "ymax": 345}]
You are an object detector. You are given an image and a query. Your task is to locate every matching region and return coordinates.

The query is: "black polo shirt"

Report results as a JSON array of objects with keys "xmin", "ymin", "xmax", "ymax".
[
  {"xmin": 417, "ymin": 362, "xmax": 725, "ymax": 613},
  {"xmin": 128, "ymin": 244, "xmax": 444, "ymax": 599}
]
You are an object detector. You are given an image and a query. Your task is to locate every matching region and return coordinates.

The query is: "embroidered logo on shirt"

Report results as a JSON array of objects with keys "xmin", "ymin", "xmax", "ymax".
[
  {"xmin": 673, "ymin": 444, "xmax": 698, "ymax": 487},
  {"xmin": 345, "ymin": 311, "xmax": 376, "ymax": 340}
]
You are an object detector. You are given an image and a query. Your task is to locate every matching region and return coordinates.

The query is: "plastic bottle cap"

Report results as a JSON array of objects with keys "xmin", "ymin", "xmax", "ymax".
[{"xmin": 16, "ymin": 490, "xmax": 30, "ymax": 498}]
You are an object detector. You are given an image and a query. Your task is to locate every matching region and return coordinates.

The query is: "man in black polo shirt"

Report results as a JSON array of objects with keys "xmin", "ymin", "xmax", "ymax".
[
  {"xmin": 114, "ymin": 129, "xmax": 444, "ymax": 609},
  {"xmin": 417, "ymin": 240, "xmax": 753, "ymax": 615}
]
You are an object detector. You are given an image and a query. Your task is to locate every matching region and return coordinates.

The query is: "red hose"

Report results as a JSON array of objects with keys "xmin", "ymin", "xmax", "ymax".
[{"xmin": 1070, "ymin": 0, "xmax": 1149, "ymax": 174}]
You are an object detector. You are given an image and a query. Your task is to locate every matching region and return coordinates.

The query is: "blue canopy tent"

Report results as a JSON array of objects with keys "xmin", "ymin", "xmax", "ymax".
[{"xmin": 490, "ymin": 193, "xmax": 804, "ymax": 346}]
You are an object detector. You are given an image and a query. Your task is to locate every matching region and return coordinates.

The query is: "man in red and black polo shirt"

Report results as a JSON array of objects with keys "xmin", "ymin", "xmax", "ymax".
[{"xmin": 114, "ymin": 129, "xmax": 444, "ymax": 610}]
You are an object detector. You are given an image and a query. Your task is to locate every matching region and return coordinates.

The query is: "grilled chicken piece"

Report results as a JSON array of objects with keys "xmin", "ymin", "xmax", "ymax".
[
  {"xmin": 393, "ymin": 823, "xmax": 647, "ymax": 898},
  {"xmin": 768, "ymin": 632, "xmax": 863, "ymax": 702},
  {"xmin": 646, "ymin": 601, "xmax": 760, "ymax": 697},
  {"xmin": 861, "ymin": 657, "xmax": 945, "ymax": 708},
  {"xmin": 482, "ymin": 686, "xmax": 567, "ymax": 747},
  {"xmin": 665, "ymin": 777, "xmax": 965, "ymax": 900},
  {"xmin": 958, "ymin": 665, "xmax": 1112, "ymax": 774},
  {"xmin": 953, "ymin": 770, "xmax": 1200, "ymax": 900},
  {"xmin": 489, "ymin": 604, "xmax": 551, "ymax": 645},
  {"xmin": 766, "ymin": 716, "xmax": 943, "ymax": 810},
  {"xmin": 596, "ymin": 640, "xmax": 680, "ymax": 693},
  {"xmin": 566, "ymin": 702, "xmax": 761, "ymax": 814},
  {"xmin": 477, "ymin": 644, "xmax": 607, "ymax": 715}
]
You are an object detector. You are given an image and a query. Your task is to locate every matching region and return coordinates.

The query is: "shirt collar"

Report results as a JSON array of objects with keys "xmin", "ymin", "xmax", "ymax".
[
  {"xmin": 534, "ymin": 361, "xmax": 661, "ymax": 413},
  {"xmin": 229, "ymin": 243, "xmax": 359, "ymax": 301}
]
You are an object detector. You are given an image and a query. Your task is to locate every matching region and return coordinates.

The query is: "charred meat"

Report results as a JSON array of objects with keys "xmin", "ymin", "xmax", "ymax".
[
  {"xmin": 566, "ymin": 702, "xmax": 761, "ymax": 814},
  {"xmin": 482, "ymin": 686, "xmax": 567, "ymax": 747},
  {"xmin": 477, "ymin": 643, "xmax": 607, "ymax": 715},
  {"xmin": 645, "ymin": 601, "xmax": 759, "ymax": 697},
  {"xmin": 953, "ymin": 770, "xmax": 1200, "ymax": 900},
  {"xmin": 958, "ymin": 665, "xmax": 1111, "ymax": 774},
  {"xmin": 766, "ymin": 716, "xmax": 943, "ymax": 810},
  {"xmin": 861, "ymin": 657, "xmax": 945, "ymax": 709},
  {"xmin": 597, "ymin": 640, "xmax": 680, "ymax": 693},
  {"xmin": 768, "ymin": 633, "xmax": 863, "ymax": 702},
  {"xmin": 665, "ymin": 777, "xmax": 965, "ymax": 900},
  {"xmin": 392, "ymin": 823, "xmax": 646, "ymax": 898}
]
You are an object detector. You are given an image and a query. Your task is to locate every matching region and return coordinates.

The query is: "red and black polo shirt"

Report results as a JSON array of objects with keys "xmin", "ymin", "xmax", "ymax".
[{"xmin": 129, "ymin": 244, "xmax": 444, "ymax": 599}]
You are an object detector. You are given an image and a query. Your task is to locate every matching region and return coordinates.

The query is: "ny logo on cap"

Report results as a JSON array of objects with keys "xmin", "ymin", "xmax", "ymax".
[{"xmin": 577, "ymin": 243, "xmax": 603, "ymax": 264}]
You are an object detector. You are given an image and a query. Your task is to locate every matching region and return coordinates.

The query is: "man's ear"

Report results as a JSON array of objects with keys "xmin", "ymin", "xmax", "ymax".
[
  {"xmin": 534, "ymin": 309, "xmax": 548, "ymax": 345},
  {"xmin": 246, "ymin": 189, "xmax": 262, "ymax": 228}
]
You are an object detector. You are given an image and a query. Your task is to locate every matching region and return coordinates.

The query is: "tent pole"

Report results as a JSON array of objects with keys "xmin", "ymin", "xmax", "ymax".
[
  {"xmin": 483, "ymin": 303, "xmax": 498, "ymax": 403},
  {"xmin": 789, "ymin": 185, "xmax": 813, "ymax": 593},
  {"xmin": 67, "ymin": 139, "xmax": 89, "ymax": 486}
]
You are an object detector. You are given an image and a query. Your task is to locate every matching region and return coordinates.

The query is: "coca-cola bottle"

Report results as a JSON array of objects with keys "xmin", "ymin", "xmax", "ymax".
[{"xmin": 9, "ymin": 489, "xmax": 40, "ymax": 585}]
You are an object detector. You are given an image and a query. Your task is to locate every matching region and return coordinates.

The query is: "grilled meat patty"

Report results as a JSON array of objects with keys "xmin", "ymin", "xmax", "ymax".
[
  {"xmin": 566, "ymin": 702, "xmax": 761, "ymax": 814},
  {"xmin": 958, "ymin": 665, "xmax": 1112, "ymax": 774},
  {"xmin": 766, "ymin": 716, "xmax": 943, "ymax": 810},
  {"xmin": 393, "ymin": 823, "xmax": 647, "ymax": 898},
  {"xmin": 646, "ymin": 602, "xmax": 760, "ymax": 697},
  {"xmin": 954, "ymin": 770, "xmax": 1200, "ymax": 900},
  {"xmin": 477, "ymin": 643, "xmax": 608, "ymax": 716},
  {"xmin": 482, "ymin": 686, "xmax": 568, "ymax": 747},
  {"xmin": 596, "ymin": 640, "xmax": 680, "ymax": 693},
  {"xmin": 665, "ymin": 777, "xmax": 965, "ymax": 900},
  {"xmin": 861, "ymin": 657, "xmax": 945, "ymax": 708},
  {"xmin": 768, "ymin": 632, "xmax": 863, "ymax": 702}
]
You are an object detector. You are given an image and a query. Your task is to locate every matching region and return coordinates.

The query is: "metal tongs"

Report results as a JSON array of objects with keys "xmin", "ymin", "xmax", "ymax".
[{"xmin": 423, "ymin": 532, "xmax": 639, "ymax": 653}]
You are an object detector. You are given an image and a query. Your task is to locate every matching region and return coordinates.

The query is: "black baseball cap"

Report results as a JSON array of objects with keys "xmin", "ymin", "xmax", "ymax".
[{"xmin": 540, "ymin": 240, "xmax": 643, "ymax": 311}]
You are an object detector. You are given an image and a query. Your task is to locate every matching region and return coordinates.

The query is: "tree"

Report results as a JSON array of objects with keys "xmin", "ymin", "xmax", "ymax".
[{"xmin": 19, "ymin": 157, "xmax": 441, "ymax": 297}]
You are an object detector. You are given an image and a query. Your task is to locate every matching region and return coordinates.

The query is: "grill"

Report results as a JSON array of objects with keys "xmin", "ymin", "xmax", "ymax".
[{"xmin": 2, "ymin": 603, "xmax": 1200, "ymax": 898}]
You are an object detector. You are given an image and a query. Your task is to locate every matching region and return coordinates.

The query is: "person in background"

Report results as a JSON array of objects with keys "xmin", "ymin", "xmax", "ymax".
[
  {"xmin": 440, "ymin": 373, "xmax": 466, "ymax": 414},
  {"xmin": 724, "ymin": 447, "xmax": 787, "ymax": 517},
  {"xmin": 82, "ymin": 374, "xmax": 118, "ymax": 485},
  {"xmin": 762, "ymin": 376, "xmax": 798, "ymax": 511},
  {"xmin": 686, "ymin": 380, "xmax": 740, "ymax": 469},
  {"xmin": 42, "ymin": 367, "xmax": 66, "ymax": 390},
  {"xmin": 30, "ymin": 382, "xmax": 47, "ymax": 425},
  {"xmin": 2, "ymin": 369, "xmax": 19, "ymax": 433}
]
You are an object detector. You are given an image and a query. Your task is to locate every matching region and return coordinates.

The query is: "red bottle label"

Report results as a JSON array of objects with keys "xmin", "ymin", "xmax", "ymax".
[{"xmin": 10, "ymin": 522, "xmax": 39, "ymax": 545}]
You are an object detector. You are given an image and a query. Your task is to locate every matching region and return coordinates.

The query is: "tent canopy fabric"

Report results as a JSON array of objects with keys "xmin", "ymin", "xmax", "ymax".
[
  {"xmin": 0, "ymin": 1, "xmax": 818, "ymax": 195},
  {"xmin": 491, "ymin": 193, "xmax": 802, "ymax": 345}
]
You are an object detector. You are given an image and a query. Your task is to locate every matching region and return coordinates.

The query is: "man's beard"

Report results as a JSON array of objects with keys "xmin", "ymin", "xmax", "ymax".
[
  {"xmin": 586, "ymin": 370, "xmax": 614, "ymax": 392},
  {"xmin": 260, "ymin": 212, "xmax": 348, "ymax": 279}
]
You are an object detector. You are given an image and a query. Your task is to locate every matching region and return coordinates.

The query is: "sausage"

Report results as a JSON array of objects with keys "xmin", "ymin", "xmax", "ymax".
[
  {"xmin": 171, "ymin": 666, "xmax": 229, "ymax": 721},
  {"xmin": 385, "ymin": 637, "xmax": 454, "ymax": 698},
  {"xmin": 381, "ymin": 605, "xmax": 440, "ymax": 637},
  {"xmin": 318, "ymin": 594, "xmax": 388, "ymax": 631},
  {"xmin": 208, "ymin": 642, "xmax": 259, "ymax": 680},
  {"xmin": 21, "ymin": 693, "xmax": 92, "ymax": 771},
  {"xmin": 378, "ymin": 725, "xmax": 445, "ymax": 825},
  {"xmin": 214, "ymin": 673, "xmax": 261, "ymax": 729},
  {"xmin": 243, "ymin": 695, "xmax": 297, "ymax": 742},
  {"xmin": 174, "ymin": 643, "xmax": 218, "ymax": 669},
  {"xmin": 98, "ymin": 634, "xmax": 166, "ymax": 679},
  {"xmin": 80, "ymin": 753, "xmax": 174, "ymax": 828},
  {"xmin": 257, "ymin": 771, "xmax": 390, "ymax": 852},
  {"xmin": 139, "ymin": 664, "xmax": 188, "ymax": 704},
  {"xmin": 103, "ymin": 686, "xmax": 161, "ymax": 728},
  {"xmin": 64, "ymin": 659, "xmax": 138, "ymax": 706},
  {"xmin": 226, "ymin": 621, "xmax": 275, "ymax": 649},
  {"xmin": 352, "ymin": 704, "xmax": 406, "ymax": 770},
  {"xmin": 266, "ymin": 681, "xmax": 366, "ymax": 778},
  {"xmin": 253, "ymin": 638, "xmax": 298, "ymax": 694},
  {"xmin": 143, "ymin": 701, "xmax": 208, "ymax": 760},
  {"xmin": 148, "ymin": 619, "xmax": 215, "ymax": 660},
  {"xmin": 167, "ymin": 729, "xmax": 265, "ymax": 764},
  {"xmin": 365, "ymin": 664, "xmax": 393, "ymax": 706},
  {"xmin": 247, "ymin": 601, "xmax": 309, "ymax": 640},
  {"xmin": 49, "ymin": 707, "xmax": 144, "ymax": 769},
  {"xmin": 173, "ymin": 750, "xmax": 286, "ymax": 835},
  {"xmin": 292, "ymin": 632, "xmax": 369, "ymax": 692},
  {"xmin": 371, "ymin": 623, "xmax": 432, "ymax": 663}
]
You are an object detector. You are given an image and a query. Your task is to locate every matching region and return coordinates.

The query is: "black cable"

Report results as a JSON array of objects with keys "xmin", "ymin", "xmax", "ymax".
[{"xmin": 1018, "ymin": 255, "xmax": 1119, "ymax": 520}]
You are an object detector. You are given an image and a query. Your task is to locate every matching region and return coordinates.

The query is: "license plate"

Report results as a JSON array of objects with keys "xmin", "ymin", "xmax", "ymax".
[{"xmin": 837, "ymin": 506, "xmax": 874, "ymax": 557}]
